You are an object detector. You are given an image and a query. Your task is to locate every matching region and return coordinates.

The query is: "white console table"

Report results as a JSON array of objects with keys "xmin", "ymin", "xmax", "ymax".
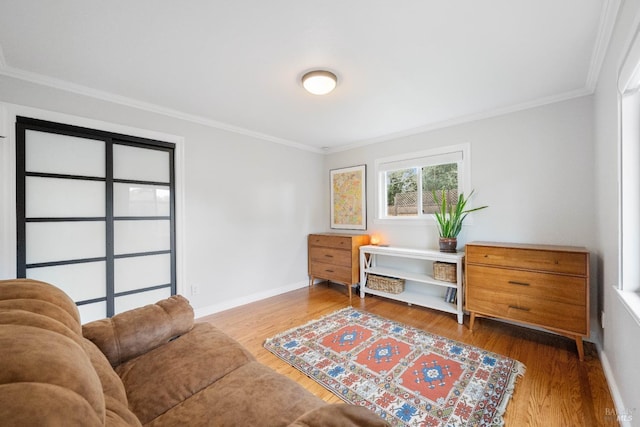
[{"xmin": 359, "ymin": 245, "xmax": 465, "ymax": 324}]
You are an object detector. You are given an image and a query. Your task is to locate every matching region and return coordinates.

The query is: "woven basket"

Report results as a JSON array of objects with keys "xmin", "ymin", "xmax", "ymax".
[
  {"xmin": 367, "ymin": 274, "xmax": 405, "ymax": 294},
  {"xmin": 433, "ymin": 262, "xmax": 457, "ymax": 283}
]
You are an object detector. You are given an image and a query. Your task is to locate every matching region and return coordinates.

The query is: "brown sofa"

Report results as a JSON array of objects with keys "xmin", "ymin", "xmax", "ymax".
[{"xmin": 0, "ymin": 279, "xmax": 388, "ymax": 426}]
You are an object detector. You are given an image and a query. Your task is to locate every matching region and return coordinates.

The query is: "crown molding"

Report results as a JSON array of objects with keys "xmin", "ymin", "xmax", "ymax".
[
  {"xmin": 327, "ymin": 87, "xmax": 593, "ymax": 154},
  {"xmin": 0, "ymin": 0, "xmax": 618, "ymax": 157},
  {"xmin": 329, "ymin": 1, "xmax": 621, "ymax": 155},
  {"xmin": 586, "ymin": 0, "xmax": 622, "ymax": 91},
  {"xmin": 0, "ymin": 60, "xmax": 322, "ymax": 154},
  {"xmin": 0, "ymin": 60, "xmax": 598, "ymax": 156}
]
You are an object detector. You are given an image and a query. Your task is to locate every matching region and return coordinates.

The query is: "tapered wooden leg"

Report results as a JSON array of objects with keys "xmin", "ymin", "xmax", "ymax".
[
  {"xmin": 469, "ymin": 312, "xmax": 477, "ymax": 331},
  {"xmin": 575, "ymin": 336, "xmax": 584, "ymax": 361}
]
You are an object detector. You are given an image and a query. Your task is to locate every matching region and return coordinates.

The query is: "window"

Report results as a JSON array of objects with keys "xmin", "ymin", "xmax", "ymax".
[
  {"xmin": 16, "ymin": 117, "xmax": 176, "ymax": 322},
  {"xmin": 618, "ymin": 28, "xmax": 640, "ymax": 323},
  {"xmin": 620, "ymin": 91, "xmax": 640, "ymax": 294},
  {"xmin": 376, "ymin": 144, "xmax": 470, "ymax": 221}
]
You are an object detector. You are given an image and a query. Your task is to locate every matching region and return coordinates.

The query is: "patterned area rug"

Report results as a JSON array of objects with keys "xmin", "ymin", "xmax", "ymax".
[{"xmin": 264, "ymin": 308, "xmax": 525, "ymax": 426}]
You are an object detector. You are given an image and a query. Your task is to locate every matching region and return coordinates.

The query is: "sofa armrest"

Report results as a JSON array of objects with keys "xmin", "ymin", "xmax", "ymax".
[
  {"xmin": 82, "ymin": 295, "xmax": 194, "ymax": 367},
  {"xmin": 289, "ymin": 404, "xmax": 389, "ymax": 427}
]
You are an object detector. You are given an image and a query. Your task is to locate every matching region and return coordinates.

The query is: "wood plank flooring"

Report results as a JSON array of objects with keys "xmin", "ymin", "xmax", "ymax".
[{"xmin": 200, "ymin": 282, "xmax": 618, "ymax": 426}]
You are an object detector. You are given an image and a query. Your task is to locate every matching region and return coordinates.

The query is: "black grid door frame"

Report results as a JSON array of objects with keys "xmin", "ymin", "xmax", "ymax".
[{"xmin": 16, "ymin": 116, "xmax": 176, "ymax": 317}]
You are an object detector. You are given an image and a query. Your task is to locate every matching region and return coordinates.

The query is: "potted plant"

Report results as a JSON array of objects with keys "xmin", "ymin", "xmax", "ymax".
[{"xmin": 433, "ymin": 189, "xmax": 488, "ymax": 253}]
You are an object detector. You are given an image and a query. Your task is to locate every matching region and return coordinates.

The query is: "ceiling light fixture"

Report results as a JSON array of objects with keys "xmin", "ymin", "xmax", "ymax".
[{"xmin": 302, "ymin": 70, "xmax": 337, "ymax": 95}]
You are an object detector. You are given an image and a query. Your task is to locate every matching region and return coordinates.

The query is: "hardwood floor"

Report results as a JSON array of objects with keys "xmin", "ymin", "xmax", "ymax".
[{"xmin": 200, "ymin": 282, "xmax": 618, "ymax": 426}]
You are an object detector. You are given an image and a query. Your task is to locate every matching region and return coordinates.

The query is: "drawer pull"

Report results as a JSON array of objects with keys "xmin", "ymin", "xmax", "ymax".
[
  {"xmin": 508, "ymin": 280, "xmax": 530, "ymax": 287},
  {"xmin": 508, "ymin": 305, "xmax": 531, "ymax": 312},
  {"xmin": 324, "ymin": 254, "xmax": 334, "ymax": 258},
  {"xmin": 325, "ymin": 269, "xmax": 334, "ymax": 273}
]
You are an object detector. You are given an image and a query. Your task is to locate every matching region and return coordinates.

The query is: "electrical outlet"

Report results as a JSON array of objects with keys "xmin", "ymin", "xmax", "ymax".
[
  {"xmin": 601, "ymin": 311, "xmax": 606, "ymax": 329},
  {"xmin": 191, "ymin": 284, "xmax": 200, "ymax": 295}
]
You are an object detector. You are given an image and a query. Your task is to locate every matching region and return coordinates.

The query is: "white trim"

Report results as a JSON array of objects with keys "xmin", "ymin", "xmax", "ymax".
[
  {"xmin": 618, "ymin": 25, "xmax": 640, "ymax": 316},
  {"xmin": 617, "ymin": 0, "xmax": 640, "ymax": 88},
  {"xmin": 377, "ymin": 151, "xmax": 463, "ymax": 173},
  {"xmin": 0, "ymin": 102, "xmax": 187, "ymax": 294},
  {"xmin": 0, "ymin": 103, "xmax": 6, "ymax": 138},
  {"xmin": 599, "ymin": 345, "xmax": 636, "ymax": 427},
  {"xmin": 0, "ymin": 65, "xmax": 321, "ymax": 154},
  {"xmin": 327, "ymin": 89, "xmax": 592, "ymax": 154},
  {"xmin": 331, "ymin": 0, "xmax": 621, "ymax": 154},
  {"xmin": 0, "ymin": 103, "xmax": 16, "ymax": 279},
  {"xmin": 586, "ymin": 0, "xmax": 622, "ymax": 91},
  {"xmin": 0, "ymin": 59, "xmax": 592, "ymax": 156},
  {"xmin": 192, "ymin": 280, "xmax": 308, "ymax": 319},
  {"xmin": 616, "ymin": 288, "xmax": 640, "ymax": 328},
  {"xmin": 618, "ymin": 28, "xmax": 640, "ymax": 93},
  {"xmin": 617, "ymin": 86, "xmax": 624, "ymax": 296},
  {"xmin": 0, "ymin": 0, "xmax": 621, "ymax": 155},
  {"xmin": 374, "ymin": 143, "xmax": 472, "ymax": 224},
  {"xmin": 0, "ymin": 0, "xmax": 620, "ymax": 159}
]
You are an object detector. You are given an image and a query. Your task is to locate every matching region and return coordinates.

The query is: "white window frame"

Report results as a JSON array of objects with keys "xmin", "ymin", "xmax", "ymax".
[
  {"xmin": 617, "ymin": 26, "xmax": 640, "ymax": 324},
  {"xmin": 374, "ymin": 143, "xmax": 471, "ymax": 224}
]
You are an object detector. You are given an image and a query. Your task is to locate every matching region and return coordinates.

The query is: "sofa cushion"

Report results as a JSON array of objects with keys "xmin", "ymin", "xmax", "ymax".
[
  {"xmin": 83, "ymin": 295, "xmax": 194, "ymax": 367},
  {"xmin": 82, "ymin": 337, "xmax": 142, "ymax": 426},
  {"xmin": 144, "ymin": 361, "xmax": 327, "ymax": 427},
  {"xmin": 0, "ymin": 324, "xmax": 106, "ymax": 424},
  {"xmin": 289, "ymin": 404, "xmax": 390, "ymax": 426},
  {"xmin": 116, "ymin": 322, "xmax": 255, "ymax": 424},
  {"xmin": 104, "ymin": 395, "xmax": 145, "ymax": 427},
  {"xmin": 82, "ymin": 337, "xmax": 129, "ymax": 403},
  {"xmin": 0, "ymin": 308, "xmax": 83, "ymax": 346},
  {"xmin": 0, "ymin": 279, "xmax": 141, "ymax": 427},
  {"xmin": 0, "ymin": 278, "xmax": 81, "ymax": 332},
  {"xmin": 0, "ymin": 383, "xmax": 103, "ymax": 426}
]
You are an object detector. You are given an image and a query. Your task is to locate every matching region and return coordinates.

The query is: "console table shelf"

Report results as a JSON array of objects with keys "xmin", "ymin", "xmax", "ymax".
[{"xmin": 359, "ymin": 245, "xmax": 465, "ymax": 324}]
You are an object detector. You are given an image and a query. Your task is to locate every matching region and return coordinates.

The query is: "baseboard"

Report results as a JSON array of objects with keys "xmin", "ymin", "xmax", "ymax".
[
  {"xmin": 193, "ymin": 280, "xmax": 308, "ymax": 319},
  {"xmin": 598, "ymin": 344, "xmax": 635, "ymax": 427}
]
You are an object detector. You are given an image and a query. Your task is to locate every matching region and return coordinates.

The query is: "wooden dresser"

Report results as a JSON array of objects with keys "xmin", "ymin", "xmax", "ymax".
[
  {"xmin": 308, "ymin": 233, "xmax": 370, "ymax": 300},
  {"xmin": 465, "ymin": 242, "xmax": 590, "ymax": 360}
]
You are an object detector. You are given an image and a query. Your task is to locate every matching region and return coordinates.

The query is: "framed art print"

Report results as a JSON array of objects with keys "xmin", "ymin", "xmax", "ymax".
[{"xmin": 330, "ymin": 164, "xmax": 366, "ymax": 230}]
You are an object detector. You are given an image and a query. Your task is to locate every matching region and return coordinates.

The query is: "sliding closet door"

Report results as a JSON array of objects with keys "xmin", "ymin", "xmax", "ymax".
[
  {"xmin": 16, "ymin": 117, "xmax": 175, "ymax": 323},
  {"xmin": 112, "ymin": 142, "xmax": 174, "ymax": 314},
  {"xmin": 18, "ymin": 126, "xmax": 108, "ymax": 320}
]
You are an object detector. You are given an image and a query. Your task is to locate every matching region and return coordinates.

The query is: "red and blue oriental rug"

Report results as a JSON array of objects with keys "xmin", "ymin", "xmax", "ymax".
[{"xmin": 264, "ymin": 308, "xmax": 525, "ymax": 426}]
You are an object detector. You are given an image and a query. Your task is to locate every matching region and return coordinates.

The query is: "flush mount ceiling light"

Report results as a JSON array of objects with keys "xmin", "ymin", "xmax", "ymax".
[{"xmin": 302, "ymin": 70, "xmax": 337, "ymax": 95}]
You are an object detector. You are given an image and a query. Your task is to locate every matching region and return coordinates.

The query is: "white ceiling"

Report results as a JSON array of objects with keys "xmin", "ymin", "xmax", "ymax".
[{"xmin": 0, "ymin": 1, "xmax": 616, "ymax": 152}]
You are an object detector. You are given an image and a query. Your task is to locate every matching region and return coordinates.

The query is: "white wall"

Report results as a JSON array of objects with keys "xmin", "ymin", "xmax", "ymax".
[
  {"xmin": 325, "ymin": 95, "xmax": 599, "ymax": 336},
  {"xmin": 0, "ymin": 75, "xmax": 325, "ymax": 316},
  {"xmin": 594, "ymin": 0, "xmax": 640, "ymax": 423},
  {"xmin": 1, "ymin": 21, "xmax": 637, "ymax": 419},
  {"xmin": 326, "ymin": 96, "xmax": 595, "ymax": 250}
]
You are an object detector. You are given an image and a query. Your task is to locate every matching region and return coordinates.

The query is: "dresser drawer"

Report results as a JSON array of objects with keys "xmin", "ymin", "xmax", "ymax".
[
  {"xmin": 465, "ymin": 241, "xmax": 590, "ymax": 359},
  {"xmin": 309, "ymin": 261, "xmax": 353, "ymax": 284},
  {"xmin": 308, "ymin": 233, "xmax": 369, "ymax": 293},
  {"xmin": 466, "ymin": 292, "xmax": 588, "ymax": 334},
  {"xmin": 309, "ymin": 234, "xmax": 353, "ymax": 249},
  {"xmin": 466, "ymin": 244, "xmax": 587, "ymax": 275},
  {"xmin": 466, "ymin": 265, "xmax": 586, "ymax": 306},
  {"xmin": 309, "ymin": 247, "xmax": 351, "ymax": 267}
]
